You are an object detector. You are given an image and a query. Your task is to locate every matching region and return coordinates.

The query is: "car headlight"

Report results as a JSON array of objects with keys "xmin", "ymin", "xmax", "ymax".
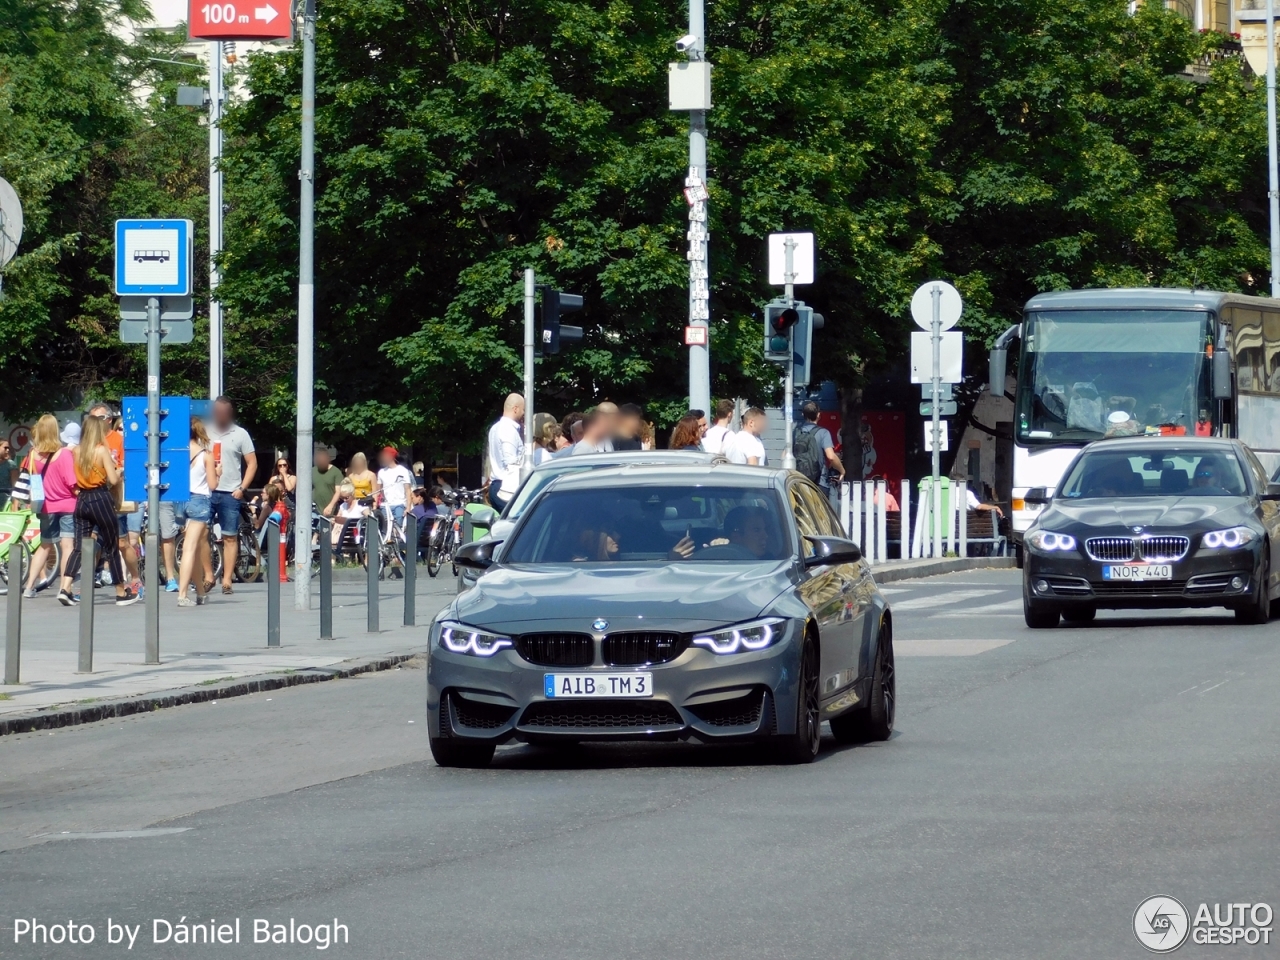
[
  {"xmin": 1026, "ymin": 530, "xmax": 1077, "ymax": 552},
  {"xmin": 438, "ymin": 621, "xmax": 513, "ymax": 657},
  {"xmin": 691, "ymin": 618, "xmax": 786, "ymax": 655},
  {"xmin": 1201, "ymin": 526, "xmax": 1257, "ymax": 549}
]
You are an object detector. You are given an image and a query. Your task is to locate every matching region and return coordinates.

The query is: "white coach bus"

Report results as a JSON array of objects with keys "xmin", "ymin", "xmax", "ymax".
[{"xmin": 988, "ymin": 288, "xmax": 1280, "ymax": 555}]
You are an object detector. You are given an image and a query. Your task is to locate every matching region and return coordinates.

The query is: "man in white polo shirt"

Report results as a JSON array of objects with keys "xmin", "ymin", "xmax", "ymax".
[
  {"xmin": 725, "ymin": 407, "xmax": 767, "ymax": 465},
  {"xmin": 486, "ymin": 393, "xmax": 525, "ymax": 510}
]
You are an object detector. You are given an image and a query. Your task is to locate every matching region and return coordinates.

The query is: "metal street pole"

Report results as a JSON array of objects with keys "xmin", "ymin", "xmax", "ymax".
[
  {"xmin": 145, "ymin": 297, "xmax": 162, "ymax": 663},
  {"xmin": 686, "ymin": 0, "xmax": 711, "ymax": 417},
  {"xmin": 293, "ymin": 0, "xmax": 317, "ymax": 611},
  {"xmin": 521, "ymin": 268, "xmax": 535, "ymax": 482},
  {"xmin": 1268, "ymin": 0, "xmax": 1280, "ymax": 296},
  {"xmin": 930, "ymin": 285, "xmax": 943, "ymax": 559},
  {"xmin": 208, "ymin": 41, "xmax": 225, "ymax": 399},
  {"xmin": 782, "ymin": 237, "xmax": 797, "ymax": 470}
]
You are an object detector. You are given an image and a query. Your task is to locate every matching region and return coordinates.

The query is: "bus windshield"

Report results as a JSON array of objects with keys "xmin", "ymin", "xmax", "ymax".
[{"xmin": 1016, "ymin": 310, "xmax": 1213, "ymax": 445}]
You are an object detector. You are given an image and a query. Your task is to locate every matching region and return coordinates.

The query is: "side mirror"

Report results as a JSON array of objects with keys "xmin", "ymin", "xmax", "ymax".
[
  {"xmin": 1262, "ymin": 483, "xmax": 1280, "ymax": 502},
  {"xmin": 1212, "ymin": 350, "xmax": 1232, "ymax": 400},
  {"xmin": 803, "ymin": 535, "xmax": 863, "ymax": 568},
  {"xmin": 468, "ymin": 506, "xmax": 498, "ymax": 531},
  {"xmin": 454, "ymin": 539, "xmax": 503, "ymax": 571},
  {"xmin": 989, "ymin": 347, "xmax": 1008, "ymax": 397},
  {"xmin": 1023, "ymin": 487, "xmax": 1050, "ymax": 505}
]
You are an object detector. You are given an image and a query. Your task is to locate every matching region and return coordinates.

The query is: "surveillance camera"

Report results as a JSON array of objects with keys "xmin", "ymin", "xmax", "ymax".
[{"xmin": 675, "ymin": 34, "xmax": 698, "ymax": 53}]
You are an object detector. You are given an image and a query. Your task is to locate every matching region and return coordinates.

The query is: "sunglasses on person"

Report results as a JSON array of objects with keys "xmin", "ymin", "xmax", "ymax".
[{"xmin": 277, "ymin": 461, "xmax": 289, "ymax": 468}]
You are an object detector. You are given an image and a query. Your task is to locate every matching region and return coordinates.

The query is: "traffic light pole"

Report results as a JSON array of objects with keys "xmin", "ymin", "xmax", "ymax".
[
  {"xmin": 782, "ymin": 238, "xmax": 797, "ymax": 471},
  {"xmin": 145, "ymin": 298, "xmax": 162, "ymax": 664},
  {"xmin": 521, "ymin": 268, "xmax": 536, "ymax": 481},
  {"xmin": 208, "ymin": 41, "xmax": 224, "ymax": 400}
]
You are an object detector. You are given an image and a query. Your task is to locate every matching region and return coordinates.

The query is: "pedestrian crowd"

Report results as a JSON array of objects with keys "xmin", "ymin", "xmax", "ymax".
[
  {"xmin": 483, "ymin": 395, "xmax": 848, "ymax": 511},
  {"xmin": 1, "ymin": 396, "xmax": 442, "ymax": 608}
]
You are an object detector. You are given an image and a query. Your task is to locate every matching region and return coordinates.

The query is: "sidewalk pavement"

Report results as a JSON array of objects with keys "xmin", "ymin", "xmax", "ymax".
[
  {"xmin": 870, "ymin": 555, "xmax": 1016, "ymax": 584},
  {"xmin": 1, "ymin": 568, "xmax": 460, "ymax": 731}
]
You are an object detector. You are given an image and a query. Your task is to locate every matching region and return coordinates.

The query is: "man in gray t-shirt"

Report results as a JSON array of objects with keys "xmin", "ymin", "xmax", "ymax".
[{"xmin": 208, "ymin": 397, "xmax": 258, "ymax": 593}]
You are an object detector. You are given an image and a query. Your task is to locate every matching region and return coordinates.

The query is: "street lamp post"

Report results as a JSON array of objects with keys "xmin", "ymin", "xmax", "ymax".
[
  {"xmin": 1239, "ymin": 0, "xmax": 1280, "ymax": 295},
  {"xmin": 293, "ymin": 0, "xmax": 317, "ymax": 610}
]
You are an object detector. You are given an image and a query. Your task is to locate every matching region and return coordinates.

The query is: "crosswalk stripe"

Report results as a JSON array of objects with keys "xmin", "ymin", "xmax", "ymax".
[{"xmin": 890, "ymin": 589, "xmax": 1005, "ymax": 611}]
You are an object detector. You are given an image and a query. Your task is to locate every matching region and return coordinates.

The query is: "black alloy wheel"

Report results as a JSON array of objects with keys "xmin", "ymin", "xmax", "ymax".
[
  {"xmin": 776, "ymin": 637, "xmax": 821, "ymax": 764},
  {"xmin": 1236, "ymin": 552, "xmax": 1271, "ymax": 624},
  {"xmin": 830, "ymin": 620, "xmax": 895, "ymax": 744},
  {"xmin": 1023, "ymin": 587, "xmax": 1060, "ymax": 629},
  {"xmin": 429, "ymin": 699, "xmax": 496, "ymax": 768}
]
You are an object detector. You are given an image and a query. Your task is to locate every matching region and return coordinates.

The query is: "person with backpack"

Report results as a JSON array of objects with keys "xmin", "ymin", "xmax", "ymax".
[{"xmin": 796, "ymin": 402, "xmax": 845, "ymax": 506}]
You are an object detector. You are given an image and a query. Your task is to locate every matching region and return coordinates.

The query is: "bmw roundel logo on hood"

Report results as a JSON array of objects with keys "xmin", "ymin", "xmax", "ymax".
[{"xmin": 592, "ymin": 619, "xmax": 609, "ymax": 632}]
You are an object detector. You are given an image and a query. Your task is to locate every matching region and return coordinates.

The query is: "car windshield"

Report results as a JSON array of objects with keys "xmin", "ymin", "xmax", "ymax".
[
  {"xmin": 1058, "ymin": 448, "xmax": 1248, "ymax": 499},
  {"xmin": 502, "ymin": 484, "xmax": 790, "ymax": 563}
]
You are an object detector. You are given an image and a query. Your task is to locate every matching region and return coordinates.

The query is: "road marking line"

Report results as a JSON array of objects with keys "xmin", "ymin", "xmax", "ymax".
[
  {"xmin": 891, "ymin": 589, "xmax": 1005, "ymax": 611},
  {"xmin": 896, "ymin": 639, "xmax": 1015, "ymax": 657}
]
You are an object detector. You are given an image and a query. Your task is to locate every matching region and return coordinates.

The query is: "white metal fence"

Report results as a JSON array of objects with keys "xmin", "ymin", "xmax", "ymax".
[{"xmin": 836, "ymin": 479, "xmax": 973, "ymax": 564}]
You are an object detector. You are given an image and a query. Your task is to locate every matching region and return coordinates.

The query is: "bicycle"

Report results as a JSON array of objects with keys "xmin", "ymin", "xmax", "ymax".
[
  {"xmin": 424, "ymin": 488, "xmax": 486, "ymax": 578},
  {"xmin": 0, "ymin": 509, "xmax": 59, "ymax": 592}
]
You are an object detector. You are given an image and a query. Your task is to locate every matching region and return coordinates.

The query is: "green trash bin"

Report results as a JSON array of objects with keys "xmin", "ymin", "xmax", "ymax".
[{"xmin": 917, "ymin": 477, "xmax": 953, "ymax": 538}]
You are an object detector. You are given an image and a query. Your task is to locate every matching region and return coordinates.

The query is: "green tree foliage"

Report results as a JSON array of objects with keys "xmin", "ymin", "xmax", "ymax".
[
  {"xmin": 0, "ymin": 0, "xmax": 210, "ymax": 414},
  {"xmin": 938, "ymin": 0, "xmax": 1268, "ymax": 345},
  {"xmin": 218, "ymin": 0, "xmax": 951, "ymax": 452}
]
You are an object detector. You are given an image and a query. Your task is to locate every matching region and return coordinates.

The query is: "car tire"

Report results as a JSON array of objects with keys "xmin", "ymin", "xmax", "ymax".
[
  {"xmin": 830, "ymin": 620, "xmax": 895, "ymax": 744},
  {"xmin": 429, "ymin": 735, "xmax": 496, "ymax": 768},
  {"xmin": 775, "ymin": 637, "xmax": 821, "ymax": 764},
  {"xmin": 1236, "ymin": 554, "xmax": 1271, "ymax": 625},
  {"xmin": 1061, "ymin": 606, "xmax": 1096, "ymax": 624},
  {"xmin": 1023, "ymin": 593, "xmax": 1060, "ymax": 629}
]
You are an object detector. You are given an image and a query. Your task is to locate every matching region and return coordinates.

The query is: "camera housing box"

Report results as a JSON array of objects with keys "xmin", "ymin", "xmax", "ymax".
[{"xmin": 668, "ymin": 61, "xmax": 712, "ymax": 111}]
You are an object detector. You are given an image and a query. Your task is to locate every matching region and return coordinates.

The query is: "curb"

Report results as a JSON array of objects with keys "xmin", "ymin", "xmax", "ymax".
[
  {"xmin": 870, "ymin": 556, "xmax": 1017, "ymax": 584},
  {"xmin": 0, "ymin": 651, "xmax": 426, "ymax": 738}
]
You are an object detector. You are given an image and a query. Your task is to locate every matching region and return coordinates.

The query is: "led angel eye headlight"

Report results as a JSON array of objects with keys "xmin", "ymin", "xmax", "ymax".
[
  {"xmin": 1202, "ymin": 527, "xmax": 1255, "ymax": 550},
  {"xmin": 1027, "ymin": 531, "xmax": 1076, "ymax": 552},
  {"xmin": 691, "ymin": 619, "xmax": 785, "ymax": 655},
  {"xmin": 438, "ymin": 623, "xmax": 513, "ymax": 657}
]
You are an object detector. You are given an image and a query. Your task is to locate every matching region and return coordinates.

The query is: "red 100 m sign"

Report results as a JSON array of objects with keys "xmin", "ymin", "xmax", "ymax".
[{"xmin": 188, "ymin": 0, "xmax": 292, "ymax": 40}]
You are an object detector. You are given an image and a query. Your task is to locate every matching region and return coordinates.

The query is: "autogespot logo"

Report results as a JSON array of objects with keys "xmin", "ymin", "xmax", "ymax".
[{"xmin": 1135, "ymin": 896, "xmax": 1191, "ymax": 953}]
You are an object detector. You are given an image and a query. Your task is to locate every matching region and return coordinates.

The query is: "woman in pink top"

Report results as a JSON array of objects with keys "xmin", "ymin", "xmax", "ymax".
[{"xmin": 22, "ymin": 415, "xmax": 78, "ymax": 598}]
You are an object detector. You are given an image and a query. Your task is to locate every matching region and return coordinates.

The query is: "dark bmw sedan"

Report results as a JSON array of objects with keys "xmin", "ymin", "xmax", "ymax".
[
  {"xmin": 426, "ymin": 464, "xmax": 895, "ymax": 767},
  {"xmin": 1022, "ymin": 438, "xmax": 1280, "ymax": 627}
]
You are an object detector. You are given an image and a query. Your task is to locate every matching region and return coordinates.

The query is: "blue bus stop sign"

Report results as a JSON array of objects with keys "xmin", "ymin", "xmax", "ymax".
[
  {"xmin": 114, "ymin": 219, "xmax": 193, "ymax": 296},
  {"xmin": 122, "ymin": 396, "xmax": 192, "ymax": 502}
]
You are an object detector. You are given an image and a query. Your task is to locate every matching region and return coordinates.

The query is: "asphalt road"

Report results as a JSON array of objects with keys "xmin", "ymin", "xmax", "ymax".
[{"xmin": 3, "ymin": 568, "xmax": 1279, "ymax": 959}]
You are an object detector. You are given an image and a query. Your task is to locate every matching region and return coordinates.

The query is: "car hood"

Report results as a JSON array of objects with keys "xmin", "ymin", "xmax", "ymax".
[
  {"xmin": 1040, "ymin": 496, "xmax": 1256, "ymax": 533},
  {"xmin": 451, "ymin": 561, "xmax": 793, "ymax": 633}
]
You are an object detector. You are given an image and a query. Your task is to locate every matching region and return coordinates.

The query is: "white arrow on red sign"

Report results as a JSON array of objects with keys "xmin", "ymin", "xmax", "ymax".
[{"xmin": 255, "ymin": 4, "xmax": 278, "ymax": 22}]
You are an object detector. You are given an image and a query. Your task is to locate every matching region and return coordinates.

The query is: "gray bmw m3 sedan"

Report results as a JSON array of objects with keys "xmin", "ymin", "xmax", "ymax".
[{"xmin": 426, "ymin": 463, "xmax": 895, "ymax": 767}]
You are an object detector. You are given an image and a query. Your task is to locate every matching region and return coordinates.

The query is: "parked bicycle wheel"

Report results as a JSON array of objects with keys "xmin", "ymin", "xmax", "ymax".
[
  {"xmin": 234, "ymin": 527, "xmax": 262, "ymax": 583},
  {"xmin": 426, "ymin": 525, "xmax": 445, "ymax": 578}
]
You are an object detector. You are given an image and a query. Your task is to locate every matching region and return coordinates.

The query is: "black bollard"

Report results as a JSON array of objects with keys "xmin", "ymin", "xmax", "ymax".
[
  {"xmin": 318, "ymin": 517, "xmax": 333, "ymax": 640},
  {"xmin": 403, "ymin": 512, "xmax": 416, "ymax": 627},
  {"xmin": 366, "ymin": 514, "xmax": 379, "ymax": 633}
]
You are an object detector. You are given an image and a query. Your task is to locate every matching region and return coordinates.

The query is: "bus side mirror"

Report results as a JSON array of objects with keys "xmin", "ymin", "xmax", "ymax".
[
  {"xmin": 989, "ymin": 347, "xmax": 1008, "ymax": 397},
  {"xmin": 1212, "ymin": 350, "xmax": 1231, "ymax": 399}
]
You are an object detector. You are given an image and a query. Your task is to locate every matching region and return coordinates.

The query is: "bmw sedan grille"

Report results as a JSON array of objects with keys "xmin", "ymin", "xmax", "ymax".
[
  {"xmin": 515, "ymin": 633, "xmax": 594, "ymax": 667},
  {"xmin": 1085, "ymin": 536, "xmax": 1190, "ymax": 563},
  {"xmin": 602, "ymin": 632, "xmax": 688, "ymax": 666}
]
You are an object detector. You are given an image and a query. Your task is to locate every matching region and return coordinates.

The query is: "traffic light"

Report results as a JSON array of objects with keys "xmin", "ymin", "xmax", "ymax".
[
  {"xmin": 792, "ymin": 307, "xmax": 824, "ymax": 387},
  {"xmin": 764, "ymin": 301, "xmax": 798, "ymax": 364},
  {"xmin": 539, "ymin": 286, "xmax": 584, "ymax": 355}
]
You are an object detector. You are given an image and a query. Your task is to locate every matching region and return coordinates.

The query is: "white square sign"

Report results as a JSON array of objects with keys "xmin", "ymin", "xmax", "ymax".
[
  {"xmin": 910, "ymin": 331, "xmax": 964, "ymax": 383},
  {"xmin": 768, "ymin": 232, "xmax": 815, "ymax": 285},
  {"xmin": 923, "ymin": 423, "xmax": 950, "ymax": 452}
]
